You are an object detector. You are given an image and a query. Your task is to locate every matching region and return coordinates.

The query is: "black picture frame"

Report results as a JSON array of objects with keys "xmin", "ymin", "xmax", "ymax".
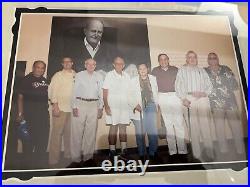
[{"xmin": 2, "ymin": 8, "xmax": 248, "ymax": 180}]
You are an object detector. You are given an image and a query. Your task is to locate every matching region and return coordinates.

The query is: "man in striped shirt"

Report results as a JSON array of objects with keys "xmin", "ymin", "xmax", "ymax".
[{"xmin": 175, "ymin": 50, "xmax": 214, "ymax": 162}]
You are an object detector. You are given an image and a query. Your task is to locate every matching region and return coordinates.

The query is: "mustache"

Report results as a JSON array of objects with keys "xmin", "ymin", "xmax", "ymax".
[{"xmin": 90, "ymin": 35, "xmax": 101, "ymax": 39}]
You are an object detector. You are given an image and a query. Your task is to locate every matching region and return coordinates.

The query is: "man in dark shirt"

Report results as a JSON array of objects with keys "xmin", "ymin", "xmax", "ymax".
[
  {"xmin": 152, "ymin": 53, "xmax": 187, "ymax": 159},
  {"xmin": 17, "ymin": 60, "xmax": 50, "ymax": 169},
  {"xmin": 205, "ymin": 52, "xmax": 245, "ymax": 157}
]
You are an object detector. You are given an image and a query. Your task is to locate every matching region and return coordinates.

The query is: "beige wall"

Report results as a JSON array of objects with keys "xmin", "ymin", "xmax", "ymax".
[
  {"xmin": 17, "ymin": 14, "xmax": 52, "ymax": 76},
  {"xmin": 148, "ymin": 16, "xmax": 237, "ymax": 68},
  {"xmin": 15, "ymin": 14, "xmax": 247, "ymax": 150},
  {"xmin": 2, "ymin": 2, "xmax": 248, "ymax": 185},
  {"xmin": 147, "ymin": 15, "xmax": 248, "ymax": 139}
]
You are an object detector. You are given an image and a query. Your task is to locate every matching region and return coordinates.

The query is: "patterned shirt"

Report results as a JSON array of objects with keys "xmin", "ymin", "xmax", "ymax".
[
  {"xmin": 140, "ymin": 76, "xmax": 154, "ymax": 108},
  {"xmin": 204, "ymin": 65, "xmax": 239, "ymax": 110}
]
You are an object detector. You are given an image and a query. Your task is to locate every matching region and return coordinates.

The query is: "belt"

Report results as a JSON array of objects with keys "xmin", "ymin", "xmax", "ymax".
[{"xmin": 76, "ymin": 97, "xmax": 98, "ymax": 102}]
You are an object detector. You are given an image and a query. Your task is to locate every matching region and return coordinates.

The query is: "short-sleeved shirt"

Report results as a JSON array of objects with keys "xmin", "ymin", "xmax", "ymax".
[
  {"xmin": 205, "ymin": 65, "xmax": 239, "ymax": 110},
  {"xmin": 102, "ymin": 70, "xmax": 130, "ymax": 125},
  {"xmin": 102, "ymin": 70, "xmax": 130, "ymax": 96},
  {"xmin": 18, "ymin": 73, "xmax": 49, "ymax": 114},
  {"xmin": 151, "ymin": 66, "xmax": 178, "ymax": 93}
]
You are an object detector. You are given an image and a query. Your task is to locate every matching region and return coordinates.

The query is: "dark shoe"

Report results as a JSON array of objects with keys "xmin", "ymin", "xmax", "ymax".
[
  {"xmin": 139, "ymin": 155, "xmax": 147, "ymax": 163},
  {"xmin": 119, "ymin": 149, "xmax": 131, "ymax": 161},
  {"xmin": 179, "ymin": 154, "xmax": 188, "ymax": 163},
  {"xmin": 149, "ymin": 155, "xmax": 155, "ymax": 161},
  {"xmin": 148, "ymin": 152, "xmax": 163, "ymax": 164},
  {"xmin": 168, "ymin": 154, "xmax": 177, "ymax": 163},
  {"xmin": 82, "ymin": 159, "xmax": 97, "ymax": 167},
  {"xmin": 149, "ymin": 154, "xmax": 158, "ymax": 165},
  {"xmin": 109, "ymin": 150, "xmax": 117, "ymax": 160},
  {"xmin": 67, "ymin": 161, "xmax": 82, "ymax": 168},
  {"xmin": 121, "ymin": 148, "xmax": 128, "ymax": 155},
  {"xmin": 168, "ymin": 154, "xmax": 188, "ymax": 163}
]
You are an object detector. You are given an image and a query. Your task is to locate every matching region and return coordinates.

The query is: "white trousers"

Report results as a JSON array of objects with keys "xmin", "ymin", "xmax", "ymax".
[
  {"xmin": 71, "ymin": 100, "xmax": 98, "ymax": 162},
  {"xmin": 185, "ymin": 96, "xmax": 214, "ymax": 160},
  {"xmin": 159, "ymin": 92, "xmax": 187, "ymax": 155}
]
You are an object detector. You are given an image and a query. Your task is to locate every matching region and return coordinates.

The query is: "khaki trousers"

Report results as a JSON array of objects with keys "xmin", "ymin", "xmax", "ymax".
[
  {"xmin": 49, "ymin": 111, "xmax": 71, "ymax": 165},
  {"xmin": 71, "ymin": 100, "xmax": 98, "ymax": 162},
  {"xmin": 185, "ymin": 96, "xmax": 214, "ymax": 160},
  {"xmin": 212, "ymin": 108, "xmax": 245, "ymax": 154}
]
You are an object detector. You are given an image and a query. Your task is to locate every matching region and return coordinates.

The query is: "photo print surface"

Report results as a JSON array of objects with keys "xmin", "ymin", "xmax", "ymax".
[
  {"xmin": 2, "ymin": 9, "xmax": 248, "ymax": 180},
  {"xmin": 47, "ymin": 16, "xmax": 151, "ymax": 81}
]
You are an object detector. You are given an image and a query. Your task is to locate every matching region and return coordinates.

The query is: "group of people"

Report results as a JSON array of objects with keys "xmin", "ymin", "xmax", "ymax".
[{"xmin": 16, "ymin": 49, "xmax": 245, "ymax": 169}]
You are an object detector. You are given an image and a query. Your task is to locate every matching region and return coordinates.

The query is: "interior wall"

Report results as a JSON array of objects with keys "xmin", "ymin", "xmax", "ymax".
[
  {"xmin": 15, "ymin": 14, "xmax": 247, "ymax": 150},
  {"xmin": 147, "ymin": 15, "xmax": 247, "ymax": 139},
  {"xmin": 17, "ymin": 14, "xmax": 52, "ymax": 77}
]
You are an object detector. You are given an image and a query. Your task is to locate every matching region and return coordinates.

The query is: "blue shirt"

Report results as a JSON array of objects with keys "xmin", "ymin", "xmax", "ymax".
[{"xmin": 72, "ymin": 70, "xmax": 103, "ymax": 109}]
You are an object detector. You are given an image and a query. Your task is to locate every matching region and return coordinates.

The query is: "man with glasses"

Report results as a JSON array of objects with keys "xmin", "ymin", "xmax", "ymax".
[{"xmin": 205, "ymin": 52, "xmax": 245, "ymax": 158}]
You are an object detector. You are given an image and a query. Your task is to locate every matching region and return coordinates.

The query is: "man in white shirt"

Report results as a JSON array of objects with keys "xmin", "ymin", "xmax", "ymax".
[
  {"xmin": 48, "ymin": 57, "xmax": 75, "ymax": 168},
  {"xmin": 175, "ymin": 50, "xmax": 214, "ymax": 162},
  {"xmin": 103, "ymin": 57, "xmax": 131, "ymax": 159},
  {"xmin": 71, "ymin": 58, "xmax": 103, "ymax": 166}
]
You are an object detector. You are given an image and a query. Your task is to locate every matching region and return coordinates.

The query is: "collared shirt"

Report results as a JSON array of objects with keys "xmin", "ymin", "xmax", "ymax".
[
  {"xmin": 175, "ymin": 65, "xmax": 213, "ymax": 99},
  {"xmin": 205, "ymin": 65, "xmax": 239, "ymax": 110},
  {"xmin": 84, "ymin": 37, "xmax": 100, "ymax": 58},
  {"xmin": 72, "ymin": 70, "xmax": 103, "ymax": 109},
  {"xmin": 48, "ymin": 70, "xmax": 75, "ymax": 112},
  {"xmin": 102, "ymin": 70, "xmax": 130, "ymax": 95},
  {"xmin": 151, "ymin": 66, "xmax": 178, "ymax": 93}
]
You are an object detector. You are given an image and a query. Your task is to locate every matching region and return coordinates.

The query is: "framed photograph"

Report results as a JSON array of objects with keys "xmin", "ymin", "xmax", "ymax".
[{"xmin": 2, "ymin": 8, "xmax": 248, "ymax": 180}]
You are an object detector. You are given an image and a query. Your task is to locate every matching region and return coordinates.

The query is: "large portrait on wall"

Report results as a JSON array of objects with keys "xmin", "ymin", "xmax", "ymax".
[
  {"xmin": 2, "ymin": 8, "xmax": 248, "ymax": 180},
  {"xmin": 47, "ymin": 16, "xmax": 151, "ymax": 80}
]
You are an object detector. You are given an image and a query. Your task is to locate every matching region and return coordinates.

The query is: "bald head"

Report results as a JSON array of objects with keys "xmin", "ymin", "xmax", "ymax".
[
  {"xmin": 84, "ymin": 19, "xmax": 104, "ymax": 48},
  {"xmin": 84, "ymin": 58, "xmax": 96, "ymax": 73},
  {"xmin": 113, "ymin": 57, "xmax": 125, "ymax": 74}
]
